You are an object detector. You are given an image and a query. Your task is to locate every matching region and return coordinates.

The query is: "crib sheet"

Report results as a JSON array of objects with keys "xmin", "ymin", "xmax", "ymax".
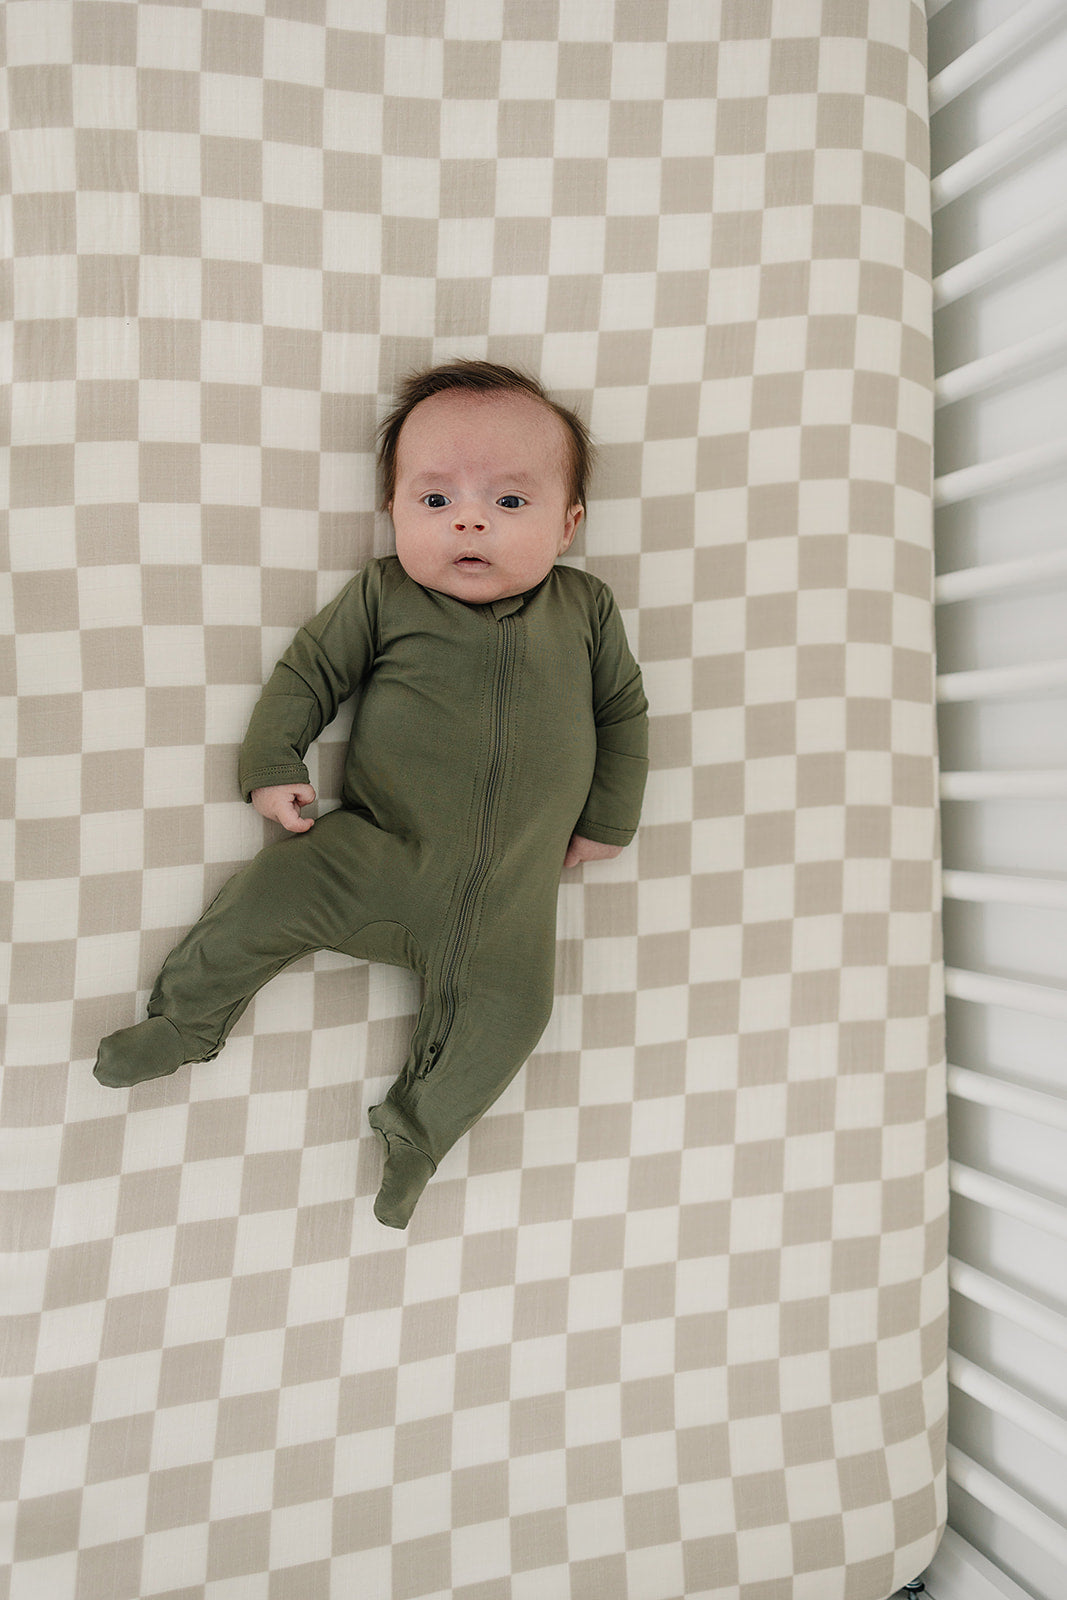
[{"xmin": 4, "ymin": 3, "xmax": 945, "ymax": 1597}]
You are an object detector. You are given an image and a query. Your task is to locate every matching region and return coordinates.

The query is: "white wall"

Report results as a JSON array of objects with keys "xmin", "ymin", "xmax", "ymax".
[{"xmin": 925, "ymin": 1, "xmax": 1067, "ymax": 1597}]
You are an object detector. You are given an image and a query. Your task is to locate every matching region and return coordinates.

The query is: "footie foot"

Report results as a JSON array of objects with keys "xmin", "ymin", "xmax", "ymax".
[
  {"xmin": 373, "ymin": 1133, "xmax": 435, "ymax": 1229},
  {"xmin": 94, "ymin": 1016, "xmax": 189, "ymax": 1088}
]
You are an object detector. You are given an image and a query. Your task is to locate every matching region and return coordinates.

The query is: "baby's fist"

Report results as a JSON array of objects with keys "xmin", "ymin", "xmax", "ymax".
[
  {"xmin": 563, "ymin": 834, "xmax": 623, "ymax": 870},
  {"xmin": 252, "ymin": 783, "xmax": 316, "ymax": 832}
]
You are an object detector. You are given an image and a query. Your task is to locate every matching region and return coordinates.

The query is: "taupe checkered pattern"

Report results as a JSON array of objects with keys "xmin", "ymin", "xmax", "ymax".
[{"xmin": 3, "ymin": 3, "xmax": 945, "ymax": 1597}]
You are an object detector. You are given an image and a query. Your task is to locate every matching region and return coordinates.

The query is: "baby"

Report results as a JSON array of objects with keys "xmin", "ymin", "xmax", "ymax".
[{"xmin": 95, "ymin": 360, "xmax": 649, "ymax": 1228}]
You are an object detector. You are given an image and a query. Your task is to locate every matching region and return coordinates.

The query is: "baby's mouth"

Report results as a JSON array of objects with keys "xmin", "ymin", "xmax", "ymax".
[{"xmin": 454, "ymin": 554, "xmax": 489, "ymax": 568}]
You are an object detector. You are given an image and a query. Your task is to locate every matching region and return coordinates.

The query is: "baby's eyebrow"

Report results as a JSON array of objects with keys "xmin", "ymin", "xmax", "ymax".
[{"xmin": 408, "ymin": 470, "xmax": 540, "ymax": 491}]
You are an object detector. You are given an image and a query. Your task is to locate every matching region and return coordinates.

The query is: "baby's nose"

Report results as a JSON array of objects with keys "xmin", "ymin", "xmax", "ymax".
[{"xmin": 451, "ymin": 508, "xmax": 487, "ymax": 532}]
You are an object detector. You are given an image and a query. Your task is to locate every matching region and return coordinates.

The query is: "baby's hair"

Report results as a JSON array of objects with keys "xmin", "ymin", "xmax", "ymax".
[{"xmin": 377, "ymin": 358, "xmax": 594, "ymax": 511}]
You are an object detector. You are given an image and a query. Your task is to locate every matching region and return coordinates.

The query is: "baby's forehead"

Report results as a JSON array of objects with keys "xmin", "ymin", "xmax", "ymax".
[
  {"xmin": 404, "ymin": 386, "xmax": 552, "ymax": 429},
  {"xmin": 398, "ymin": 388, "xmax": 571, "ymax": 467}
]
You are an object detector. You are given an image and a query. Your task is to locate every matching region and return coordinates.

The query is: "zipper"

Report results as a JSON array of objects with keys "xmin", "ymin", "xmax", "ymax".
[{"xmin": 419, "ymin": 613, "xmax": 515, "ymax": 1076}]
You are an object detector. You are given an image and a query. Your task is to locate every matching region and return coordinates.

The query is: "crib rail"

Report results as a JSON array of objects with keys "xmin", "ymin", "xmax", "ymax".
[{"xmin": 927, "ymin": 0, "xmax": 1067, "ymax": 1592}]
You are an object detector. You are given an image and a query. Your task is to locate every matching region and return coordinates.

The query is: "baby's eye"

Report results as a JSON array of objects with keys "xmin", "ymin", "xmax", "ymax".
[
  {"xmin": 497, "ymin": 495, "xmax": 526, "ymax": 509},
  {"xmin": 422, "ymin": 493, "xmax": 450, "ymax": 508}
]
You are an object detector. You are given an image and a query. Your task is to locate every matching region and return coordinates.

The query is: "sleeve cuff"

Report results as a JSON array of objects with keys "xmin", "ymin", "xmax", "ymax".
[
  {"xmin": 572, "ymin": 816, "xmax": 637, "ymax": 848},
  {"xmin": 240, "ymin": 763, "xmax": 311, "ymax": 803}
]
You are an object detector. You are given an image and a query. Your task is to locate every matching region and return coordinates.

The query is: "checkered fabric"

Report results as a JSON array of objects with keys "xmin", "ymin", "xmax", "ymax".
[{"xmin": 3, "ymin": 2, "xmax": 946, "ymax": 1597}]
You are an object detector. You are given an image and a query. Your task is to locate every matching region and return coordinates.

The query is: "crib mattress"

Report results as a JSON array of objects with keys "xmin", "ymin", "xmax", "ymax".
[{"xmin": 5, "ymin": 3, "xmax": 945, "ymax": 1597}]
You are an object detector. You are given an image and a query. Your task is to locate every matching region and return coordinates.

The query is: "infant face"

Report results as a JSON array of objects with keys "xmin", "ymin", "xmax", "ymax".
[{"xmin": 389, "ymin": 389, "xmax": 583, "ymax": 603}]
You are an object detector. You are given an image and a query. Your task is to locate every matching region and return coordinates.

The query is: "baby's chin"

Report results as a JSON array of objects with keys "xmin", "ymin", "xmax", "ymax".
[{"xmin": 396, "ymin": 554, "xmax": 554, "ymax": 604}]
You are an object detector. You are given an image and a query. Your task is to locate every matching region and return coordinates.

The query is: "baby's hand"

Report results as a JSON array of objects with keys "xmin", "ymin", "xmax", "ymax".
[
  {"xmin": 564, "ymin": 834, "xmax": 623, "ymax": 870},
  {"xmin": 251, "ymin": 783, "xmax": 316, "ymax": 833}
]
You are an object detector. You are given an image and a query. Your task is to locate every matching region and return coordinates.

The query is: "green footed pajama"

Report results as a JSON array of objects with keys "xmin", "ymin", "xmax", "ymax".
[{"xmin": 95, "ymin": 558, "xmax": 648, "ymax": 1227}]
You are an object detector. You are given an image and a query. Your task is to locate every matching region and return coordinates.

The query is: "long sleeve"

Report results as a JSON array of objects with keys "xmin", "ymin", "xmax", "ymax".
[
  {"xmin": 574, "ymin": 582, "xmax": 649, "ymax": 846},
  {"xmin": 238, "ymin": 560, "xmax": 383, "ymax": 800}
]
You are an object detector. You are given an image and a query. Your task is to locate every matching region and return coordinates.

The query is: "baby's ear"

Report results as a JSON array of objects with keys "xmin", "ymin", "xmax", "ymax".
[{"xmin": 560, "ymin": 504, "xmax": 583, "ymax": 550}]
